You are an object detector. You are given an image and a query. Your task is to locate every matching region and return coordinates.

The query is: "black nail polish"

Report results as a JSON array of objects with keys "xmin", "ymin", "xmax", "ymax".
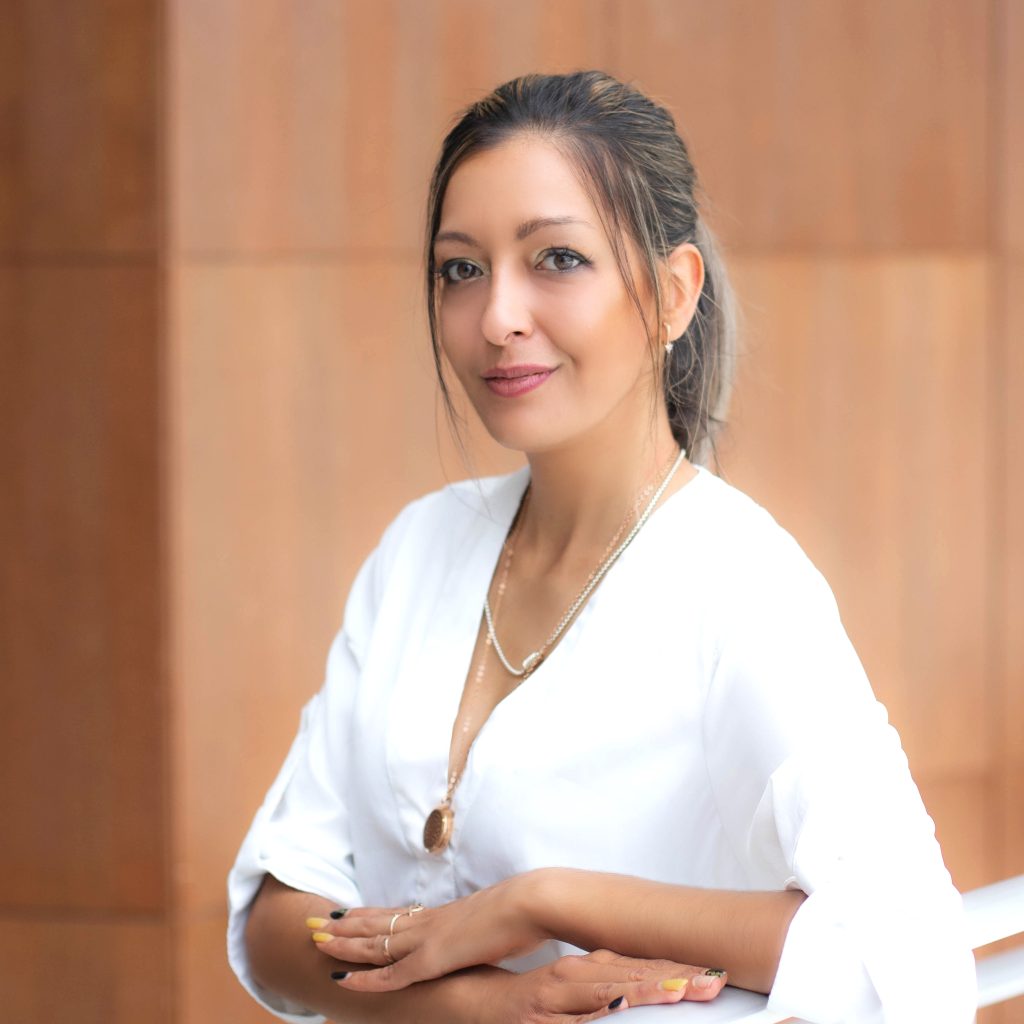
[
  {"xmin": 608, "ymin": 996, "xmax": 624, "ymax": 1009},
  {"xmin": 331, "ymin": 971, "xmax": 349, "ymax": 981},
  {"xmin": 330, "ymin": 909, "xmax": 348, "ymax": 919},
  {"xmin": 704, "ymin": 968, "xmax": 726, "ymax": 977}
]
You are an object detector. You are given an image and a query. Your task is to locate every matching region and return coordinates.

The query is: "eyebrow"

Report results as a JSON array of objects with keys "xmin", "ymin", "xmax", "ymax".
[{"xmin": 433, "ymin": 216, "xmax": 595, "ymax": 248}]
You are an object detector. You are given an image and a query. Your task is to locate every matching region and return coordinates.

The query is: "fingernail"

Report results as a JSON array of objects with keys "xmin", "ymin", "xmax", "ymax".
[
  {"xmin": 311, "ymin": 932, "xmax": 333, "ymax": 943},
  {"xmin": 331, "ymin": 970, "xmax": 349, "ymax": 981},
  {"xmin": 305, "ymin": 917, "xmax": 329, "ymax": 929},
  {"xmin": 608, "ymin": 995, "xmax": 625, "ymax": 1009},
  {"xmin": 330, "ymin": 909, "xmax": 348, "ymax": 919},
  {"xmin": 704, "ymin": 968, "xmax": 726, "ymax": 977},
  {"xmin": 659, "ymin": 978, "xmax": 688, "ymax": 992},
  {"xmin": 692, "ymin": 974, "xmax": 720, "ymax": 990}
]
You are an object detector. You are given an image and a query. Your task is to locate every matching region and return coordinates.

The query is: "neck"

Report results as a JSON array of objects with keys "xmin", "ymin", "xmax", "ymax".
[{"xmin": 516, "ymin": 406, "xmax": 684, "ymax": 572}]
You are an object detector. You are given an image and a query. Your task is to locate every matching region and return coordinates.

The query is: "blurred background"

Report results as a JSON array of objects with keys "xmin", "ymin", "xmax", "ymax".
[{"xmin": 0, "ymin": 1, "xmax": 1021, "ymax": 1021}]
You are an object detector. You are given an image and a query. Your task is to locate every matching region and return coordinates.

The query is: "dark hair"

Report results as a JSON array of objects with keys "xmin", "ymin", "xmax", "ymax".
[{"xmin": 424, "ymin": 70, "xmax": 737, "ymax": 468}]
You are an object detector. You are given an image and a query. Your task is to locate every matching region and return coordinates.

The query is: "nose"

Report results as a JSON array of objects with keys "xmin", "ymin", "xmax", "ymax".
[{"xmin": 480, "ymin": 264, "xmax": 533, "ymax": 346}]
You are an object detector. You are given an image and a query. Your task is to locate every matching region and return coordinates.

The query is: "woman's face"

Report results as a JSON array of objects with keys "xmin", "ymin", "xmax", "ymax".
[{"xmin": 432, "ymin": 135, "xmax": 661, "ymax": 455}]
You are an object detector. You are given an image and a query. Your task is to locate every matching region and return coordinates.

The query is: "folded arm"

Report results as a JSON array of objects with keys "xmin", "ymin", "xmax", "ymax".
[
  {"xmin": 317, "ymin": 867, "xmax": 801, "ymax": 995},
  {"xmin": 246, "ymin": 875, "xmax": 506, "ymax": 1023},
  {"xmin": 249, "ymin": 875, "xmax": 737, "ymax": 1023}
]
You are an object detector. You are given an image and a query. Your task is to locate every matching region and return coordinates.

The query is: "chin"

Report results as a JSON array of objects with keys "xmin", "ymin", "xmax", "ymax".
[{"xmin": 480, "ymin": 418, "xmax": 581, "ymax": 457}]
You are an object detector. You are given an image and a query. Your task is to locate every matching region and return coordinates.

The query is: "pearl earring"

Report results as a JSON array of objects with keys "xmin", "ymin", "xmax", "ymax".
[{"xmin": 663, "ymin": 322, "xmax": 674, "ymax": 357}]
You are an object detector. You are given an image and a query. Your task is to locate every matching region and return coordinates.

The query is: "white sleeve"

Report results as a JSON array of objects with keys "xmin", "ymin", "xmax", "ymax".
[
  {"xmin": 702, "ymin": 550, "xmax": 977, "ymax": 1024},
  {"xmin": 226, "ymin": 527, "xmax": 393, "ymax": 1023}
]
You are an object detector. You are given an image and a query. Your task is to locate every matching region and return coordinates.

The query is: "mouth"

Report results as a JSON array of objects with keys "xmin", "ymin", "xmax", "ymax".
[{"xmin": 481, "ymin": 364, "xmax": 556, "ymax": 398}]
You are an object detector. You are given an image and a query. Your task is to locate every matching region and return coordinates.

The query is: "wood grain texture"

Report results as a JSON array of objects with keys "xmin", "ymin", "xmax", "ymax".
[
  {"xmin": 168, "ymin": 0, "xmax": 609, "ymax": 254},
  {"xmin": 916, "ymin": 776, "xmax": 997, "ymax": 895},
  {"xmin": 718, "ymin": 256, "xmax": 992, "ymax": 781},
  {"xmin": 995, "ymin": 254, "xmax": 1024, "ymax": 974},
  {"xmin": 611, "ymin": 0, "xmax": 990, "ymax": 252},
  {"xmin": 0, "ymin": 266, "xmax": 166, "ymax": 911},
  {"xmin": 999, "ymin": 267, "xmax": 1024, "ymax": 769},
  {"xmin": 178, "ymin": 913, "xmax": 273, "ymax": 1024},
  {"xmin": 0, "ymin": 917, "xmax": 171, "ymax": 1024},
  {"xmin": 999, "ymin": 0, "xmax": 1023, "ymax": 254},
  {"xmin": 167, "ymin": 257, "xmax": 522, "ymax": 913},
  {"xmin": 0, "ymin": 0, "xmax": 159, "ymax": 255}
]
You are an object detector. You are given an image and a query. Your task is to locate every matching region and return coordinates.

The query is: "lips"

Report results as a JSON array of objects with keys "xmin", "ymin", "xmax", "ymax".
[{"xmin": 481, "ymin": 364, "xmax": 556, "ymax": 398}]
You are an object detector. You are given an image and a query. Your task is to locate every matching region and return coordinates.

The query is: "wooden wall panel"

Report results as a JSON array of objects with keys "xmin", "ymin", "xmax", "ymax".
[
  {"xmin": 178, "ymin": 914, "xmax": 270, "ymax": 1024},
  {"xmin": 1000, "ymin": 263, "xmax": 1024, "ymax": 813},
  {"xmin": 0, "ymin": 0, "xmax": 159, "ymax": 255},
  {"xmin": 168, "ymin": 259, "xmax": 507, "ymax": 913},
  {"xmin": 169, "ymin": 0, "xmax": 609, "ymax": 255},
  {"xmin": 3, "ymin": 1, "xmax": 1017, "ymax": 1022},
  {"xmin": 995, "ymin": 31, "xmax": 1023, "ymax": 1008},
  {"xmin": 0, "ymin": 266, "xmax": 165, "ymax": 912},
  {"xmin": 0, "ymin": 918, "xmax": 171, "ymax": 1024},
  {"xmin": 1000, "ymin": 0, "xmax": 1023, "ymax": 254},
  {"xmin": 611, "ymin": 0, "xmax": 990, "ymax": 253},
  {"xmin": 720, "ymin": 256, "xmax": 992, "ymax": 781},
  {"xmin": 917, "ymin": 777, "xmax": 998, "ymax": 895}
]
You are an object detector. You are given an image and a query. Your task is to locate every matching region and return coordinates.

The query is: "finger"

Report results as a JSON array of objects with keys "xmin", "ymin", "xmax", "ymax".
[
  {"xmin": 332, "ymin": 953, "xmax": 424, "ymax": 993},
  {"xmin": 308, "ymin": 908, "xmax": 411, "ymax": 939},
  {"xmin": 581, "ymin": 949, "xmax": 620, "ymax": 965},
  {"xmin": 579, "ymin": 952, "xmax": 729, "ymax": 995},
  {"xmin": 682, "ymin": 969, "xmax": 728, "ymax": 1001},
  {"xmin": 548, "ymin": 955, "xmax": 657, "ymax": 985},
  {"xmin": 540, "ymin": 975, "xmax": 686, "ymax": 1021},
  {"xmin": 312, "ymin": 930, "xmax": 405, "ymax": 966},
  {"xmin": 553, "ymin": 973, "xmax": 702, "ymax": 1020},
  {"xmin": 536, "ymin": 980, "xmax": 635, "ymax": 1016},
  {"xmin": 581, "ymin": 950, "xmax": 687, "ymax": 973},
  {"xmin": 570, "ymin": 995, "xmax": 630, "ymax": 1022}
]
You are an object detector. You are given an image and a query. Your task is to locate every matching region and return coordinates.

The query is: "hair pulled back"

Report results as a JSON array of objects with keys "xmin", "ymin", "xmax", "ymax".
[{"xmin": 425, "ymin": 70, "xmax": 737, "ymax": 467}]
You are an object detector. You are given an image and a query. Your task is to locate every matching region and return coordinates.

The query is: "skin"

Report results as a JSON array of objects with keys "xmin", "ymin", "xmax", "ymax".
[{"xmin": 245, "ymin": 134, "xmax": 807, "ymax": 1022}]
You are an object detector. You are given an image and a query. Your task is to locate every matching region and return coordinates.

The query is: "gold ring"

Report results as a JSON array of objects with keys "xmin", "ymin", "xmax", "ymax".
[
  {"xmin": 388, "ymin": 912, "xmax": 402, "ymax": 935},
  {"xmin": 383, "ymin": 934, "xmax": 395, "ymax": 964}
]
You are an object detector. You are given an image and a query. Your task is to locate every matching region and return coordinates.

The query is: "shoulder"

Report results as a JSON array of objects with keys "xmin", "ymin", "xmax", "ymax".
[
  {"xmin": 666, "ymin": 464, "xmax": 835, "ymax": 606},
  {"xmin": 675, "ymin": 468, "xmax": 827, "ymax": 581},
  {"xmin": 341, "ymin": 466, "xmax": 528, "ymax": 652},
  {"xmin": 378, "ymin": 465, "xmax": 529, "ymax": 557},
  {"xmin": 364, "ymin": 464, "xmax": 528, "ymax": 590}
]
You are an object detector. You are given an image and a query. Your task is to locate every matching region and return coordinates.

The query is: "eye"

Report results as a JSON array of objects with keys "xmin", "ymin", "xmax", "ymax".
[
  {"xmin": 539, "ymin": 248, "xmax": 588, "ymax": 272},
  {"xmin": 437, "ymin": 259, "xmax": 482, "ymax": 284}
]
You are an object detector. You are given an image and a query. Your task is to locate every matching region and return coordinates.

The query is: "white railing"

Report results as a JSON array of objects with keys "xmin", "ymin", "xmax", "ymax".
[
  {"xmin": 966, "ymin": 874, "xmax": 1024, "ymax": 1011},
  {"xmin": 619, "ymin": 875, "xmax": 1024, "ymax": 1021}
]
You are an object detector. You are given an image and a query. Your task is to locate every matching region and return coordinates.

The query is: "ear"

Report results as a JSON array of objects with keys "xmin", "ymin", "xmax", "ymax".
[{"xmin": 659, "ymin": 242, "xmax": 705, "ymax": 339}]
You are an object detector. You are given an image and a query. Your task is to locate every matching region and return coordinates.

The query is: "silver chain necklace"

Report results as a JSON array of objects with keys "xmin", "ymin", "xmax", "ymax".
[{"xmin": 484, "ymin": 447, "xmax": 686, "ymax": 679}]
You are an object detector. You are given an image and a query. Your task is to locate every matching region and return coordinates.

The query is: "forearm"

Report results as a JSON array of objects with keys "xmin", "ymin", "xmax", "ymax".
[
  {"xmin": 245, "ymin": 875, "xmax": 505, "ymax": 1023},
  {"xmin": 534, "ymin": 868, "xmax": 806, "ymax": 994}
]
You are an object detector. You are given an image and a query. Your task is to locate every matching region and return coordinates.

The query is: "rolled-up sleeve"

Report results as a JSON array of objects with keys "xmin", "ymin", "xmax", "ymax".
[
  {"xmin": 703, "ymin": 545, "xmax": 977, "ymax": 1023},
  {"xmin": 225, "ymin": 511, "xmax": 403, "ymax": 1022},
  {"xmin": 226, "ymin": 625, "xmax": 365, "ymax": 1021}
]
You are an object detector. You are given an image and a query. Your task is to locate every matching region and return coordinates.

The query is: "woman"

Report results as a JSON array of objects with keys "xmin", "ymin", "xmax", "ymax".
[{"xmin": 228, "ymin": 71, "xmax": 976, "ymax": 1023}]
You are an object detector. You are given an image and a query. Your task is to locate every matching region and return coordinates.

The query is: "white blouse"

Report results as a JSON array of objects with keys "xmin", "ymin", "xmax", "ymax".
[{"xmin": 227, "ymin": 463, "xmax": 977, "ymax": 1024}]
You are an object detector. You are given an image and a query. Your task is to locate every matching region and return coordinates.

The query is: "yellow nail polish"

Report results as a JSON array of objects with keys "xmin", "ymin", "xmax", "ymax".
[
  {"xmin": 659, "ymin": 978, "xmax": 689, "ymax": 992},
  {"xmin": 311, "ymin": 932, "xmax": 333, "ymax": 943},
  {"xmin": 306, "ymin": 917, "xmax": 329, "ymax": 929}
]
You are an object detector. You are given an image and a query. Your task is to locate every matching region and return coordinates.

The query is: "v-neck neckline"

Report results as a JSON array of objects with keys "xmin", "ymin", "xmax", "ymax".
[
  {"xmin": 382, "ymin": 462, "xmax": 713, "ymax": 845},
  {"xmin": 445, "ymin": 458, "xmax": 713, "ymax": 756}
]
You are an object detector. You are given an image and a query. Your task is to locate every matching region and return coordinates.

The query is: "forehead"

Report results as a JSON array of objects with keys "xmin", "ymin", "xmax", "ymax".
[{"xmin": 438, "ymin": 135, "xmax": 598, "ymax": 232}]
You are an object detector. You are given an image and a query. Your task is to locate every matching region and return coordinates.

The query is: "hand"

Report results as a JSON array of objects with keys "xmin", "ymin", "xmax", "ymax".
[
  {"xmin": 307, "ymin": 873, "xmax": 547, "ymax": 989},
  {"xmin": 476, "ymin": 950, "xmax": 728, "ymax": 1023}
]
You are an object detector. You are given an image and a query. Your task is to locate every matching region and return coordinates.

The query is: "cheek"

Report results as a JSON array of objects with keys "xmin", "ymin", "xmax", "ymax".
[
  {"xmin": 437, "ymin": 299, "xmax": 479, "ymax": 369},
  {"xmin": 562, "ymin": 292, "xmax": 650, "ymax": 373}
]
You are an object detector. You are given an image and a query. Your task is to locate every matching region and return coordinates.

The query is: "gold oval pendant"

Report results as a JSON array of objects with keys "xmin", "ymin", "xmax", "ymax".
[{"xmin": 423, "ymin": 805, "xmax": 453, "ymax": 854}]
